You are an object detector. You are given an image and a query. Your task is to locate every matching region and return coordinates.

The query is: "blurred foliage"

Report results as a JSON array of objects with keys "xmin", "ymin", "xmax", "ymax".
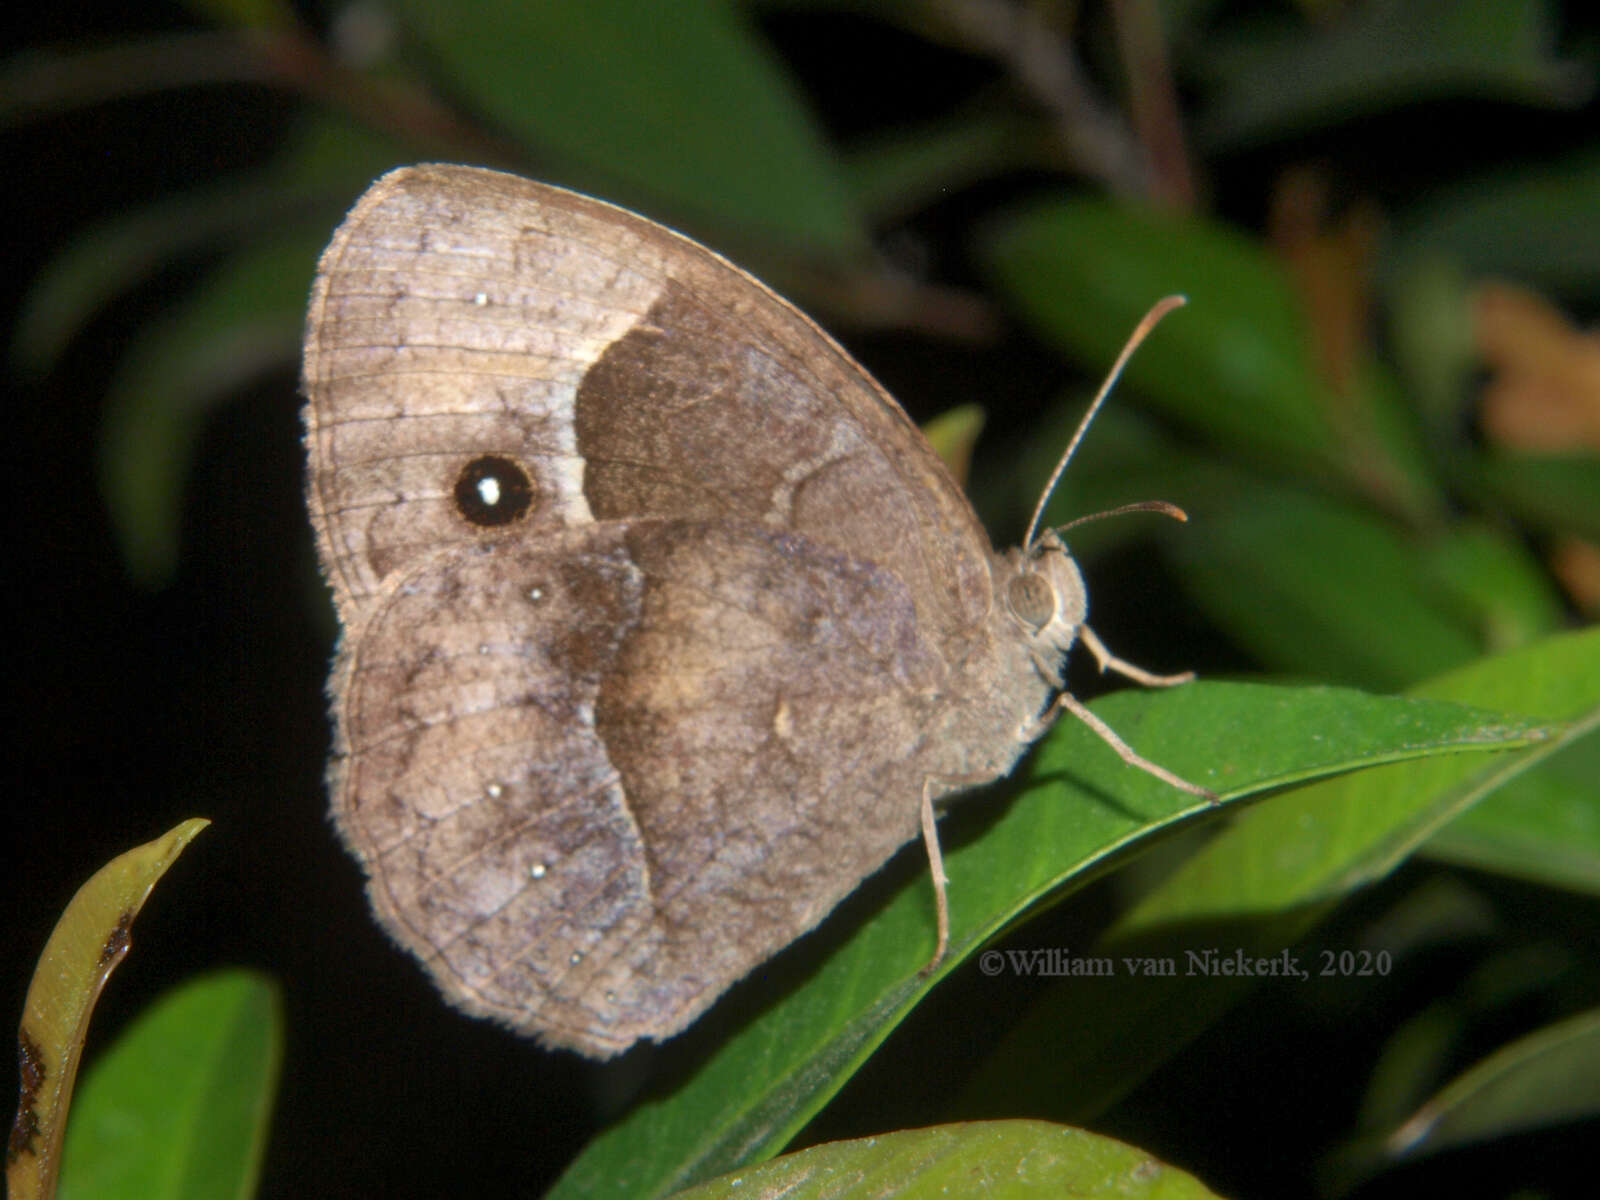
[
  {"xmin": 58, "ymin": 970, "xmax": 282, "ymax": 1200},
  {"xmin": 7, "ymin": 1, "xmax": 1600, "ymax": 1197}
]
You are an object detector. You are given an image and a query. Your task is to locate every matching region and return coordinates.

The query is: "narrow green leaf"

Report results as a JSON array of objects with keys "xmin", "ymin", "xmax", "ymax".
[
  {"xmin": 552, "ymin": 683, "xmax": 1546, "ymax": 1200},
  {"xmin": 1419, "ymin": 522, "xmax": 1565, "ymax": 652},
  {"xmin": 982, "ymin": 198, "xmax": 1442, "ymax": 523},
  {"xmin": 1426, "ymin": 720, "xmax": 1600, "ymax": 895},
  {"xmin": 668, "ymin": 1121, "xmax": 1223, "ymax": 1200},
  {"xmin": 1382, "ymin": 1006, "xmax": 1600, "ymax": 1162},
  {"xmin": 1193, "ymin": 0, "xmax": 1591, "ymax": 150},
  {"xmin": 7, "ymin": 819, "xmax": 209, "ymax": 1200},
  {"xmin": 982, "ymin": 198, "xmax": 1341, "ymax": 473},
  {"xmin": 58, "ymin": 971, "xmax": 282, "ymax": 1200},
  {"xmin": 396, "ymin": 0, "xmax": 865, "ymax": 254},
  {"xmin": 1171, "ymin": 486, "xmax": 1483, "ymax": 690},
  {"xmin": 1396, "ymin": 150, "xmax": 1600, "ymax": 293},
  {"xmin": 961, "ymin": 629, "xmax": 1600, "ymax": 1123}
]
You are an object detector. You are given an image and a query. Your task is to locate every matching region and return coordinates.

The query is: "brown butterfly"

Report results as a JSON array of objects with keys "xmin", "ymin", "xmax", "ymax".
[{"xmin": 302, "ymin": 164, "xmax": 1210, "ymax": 1057}]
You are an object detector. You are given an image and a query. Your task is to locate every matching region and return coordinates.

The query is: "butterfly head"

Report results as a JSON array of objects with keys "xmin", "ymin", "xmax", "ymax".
[{"xmin": 1004, "ymin": 529, "xmax": 1087, "ymax": 661}]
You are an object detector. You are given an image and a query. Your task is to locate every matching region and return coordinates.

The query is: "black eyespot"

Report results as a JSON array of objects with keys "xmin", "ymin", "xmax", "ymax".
[{"xmin": 453, "ymin": 455, "xmax": 535, "ymax": 527}]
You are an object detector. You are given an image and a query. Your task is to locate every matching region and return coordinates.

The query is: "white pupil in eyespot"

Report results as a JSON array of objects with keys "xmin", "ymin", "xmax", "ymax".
[{"xmin": 477, "ymin": 476, "xmax": 502, "ymax": 508}]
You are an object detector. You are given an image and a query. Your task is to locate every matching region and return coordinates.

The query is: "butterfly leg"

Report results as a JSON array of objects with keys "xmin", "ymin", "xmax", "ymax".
[
  {"xmin": 916, "ymin": 768, "xmax": 1003, "ymax": 974},
  {"xmin": 1080, "ymin": 625, "xmax": 1194, "ymax": 687},
  {"xmin": 1052, "ymin": 689, "xmax": 1217, "ymax": 802},
  {"xmin": 918, "ymin": 777, "xmax": 952, "ymax": 972}
]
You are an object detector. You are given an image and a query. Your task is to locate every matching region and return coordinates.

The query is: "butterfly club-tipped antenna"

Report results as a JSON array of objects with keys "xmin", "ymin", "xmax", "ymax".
[{"xmin": 1022, "ymin": 294, "xmax": 1188, "ymax": 553}]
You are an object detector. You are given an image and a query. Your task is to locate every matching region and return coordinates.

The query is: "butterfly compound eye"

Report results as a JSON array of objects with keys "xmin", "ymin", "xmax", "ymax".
[{"xmin": 1006, "ymin": 571, "xmax": 1057, "ymax": 632}]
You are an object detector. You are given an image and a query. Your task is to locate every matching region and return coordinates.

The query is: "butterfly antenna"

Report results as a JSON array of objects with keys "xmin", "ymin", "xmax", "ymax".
[
  {"xmin": 1022, "ymin": 294, "xmax": 1187, "ymax": 550},
  {"xmin": 1052, "ymin": 499, "xmax": 1189, "ymax": 535}
]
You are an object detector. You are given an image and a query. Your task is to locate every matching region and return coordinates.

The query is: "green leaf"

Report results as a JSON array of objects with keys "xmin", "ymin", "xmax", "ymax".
[
  {"xmin": 1419, "ymin": 522, "xmax": 1565, "ymax": 653},
  {"xmin": 960, "ymin": 629, "xmax": 1600, "ymax": 1124},
  {"xmin": 1193, "ymin": 0, "xmax": 1591, "ymax": 151},
  {"xmin": 1479, "ymin": 452, "xmax": 1600, "ymax": 544},
  {"xmin": 551, "ymin": 682, "xmax": 1547, "ymax": 1200},
  {"xmin": 920, "ymin": 404, "xmax": 984, "ymax": 488},
  {"xmin": 981, "ymin": 198, "xmax": 1442, "ymax": 523},
  {"xmin": 58, "ymin": 971, "xmax": 283, "ymax": 1200},
  {"xmin": 1396, "ymin": 149, "xmax": 1600, "ymax": 294},
  {"xmin": 1383, "ymin": 1005, "xmax": 1600, "ymax": 1160},
  {"xmin": 396, "ymin": 0, "xmax": 866, "ymax": 254},
  {"xmin": 1383, "ymin": 253, "xmax": 1477, "ymax": 438},
  {"xmin": 982, "ymin": 198, "xmax": 1341, "ymax": 474},
  {"xmin": 667, "ymin": 1121, "xmax": 1224, "ymax": 1200},
  {"xmin": 1425, "ymin": 719, "xmax": 1600, "ymax": 895},
  {"xmin": 6, "ymin": 819, "xmax": 209, "ymax": 1200},
  {"xmin": 1171, "ymin": 485, "xmax": 1483, "ymax": 690}
]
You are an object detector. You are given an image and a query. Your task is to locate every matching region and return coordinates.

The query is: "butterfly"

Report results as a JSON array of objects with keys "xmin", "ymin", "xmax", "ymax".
[{"xmin": 302, "ymin": 164, "xmax": 1210, "ymax": 1056}]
